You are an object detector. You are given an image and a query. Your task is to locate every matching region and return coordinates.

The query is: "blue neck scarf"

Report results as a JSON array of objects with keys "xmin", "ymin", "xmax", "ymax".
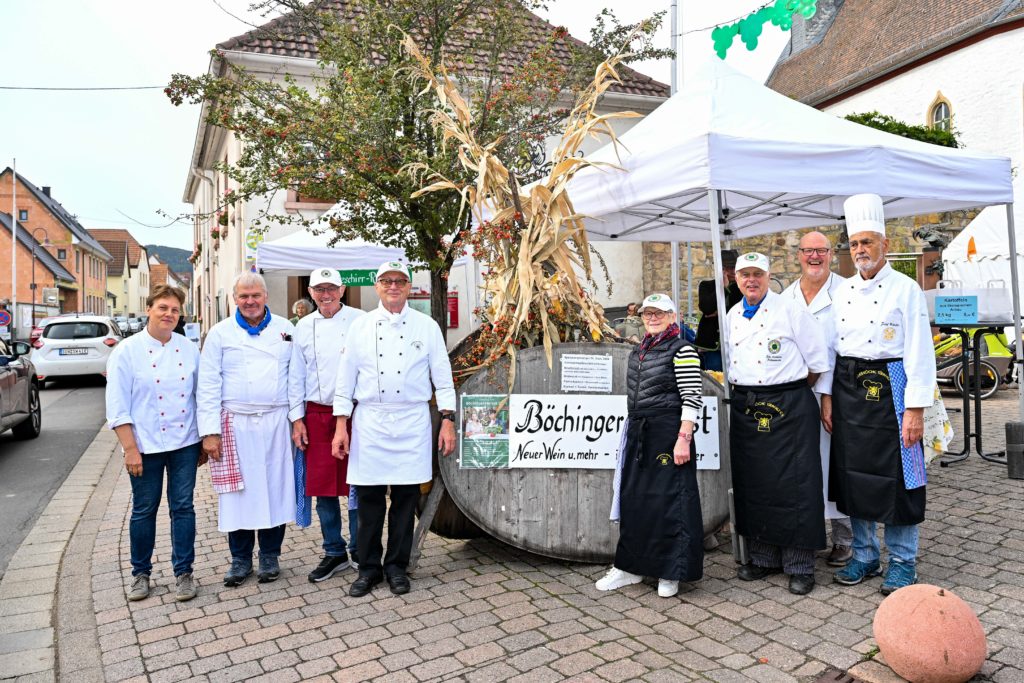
[
  {"xmin": 741, "ymin": 297, "xmax": 763, "ymax": 319},
  {"xmin": 235, "ymin": 306, "xmax": 271, "ymax": 336}
]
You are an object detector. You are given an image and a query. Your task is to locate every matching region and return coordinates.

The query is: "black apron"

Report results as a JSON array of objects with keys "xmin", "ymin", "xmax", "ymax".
[
  {"xmin": 729, "ymin": 379, "xmax": 825, "ymax": 551},
  {"xmin": 615, "ymin": 410, "xmax": 704, "ymax": 582},
  {"xmin": 829, "ymin": 356, "xmax": 926, "ymax": 525}
]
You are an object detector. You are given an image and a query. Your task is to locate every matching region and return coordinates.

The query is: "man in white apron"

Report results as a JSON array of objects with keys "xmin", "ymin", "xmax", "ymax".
[
  {"xmin": 781, "ymin": 231, "xmax": 853, "ymax": 567},
  {"xmin": 289, "ymin": 267, "xmax": 364, "ymax": 582},
  {"xmin": 198, "ymin": 272, "xmax": 300, "ymax": 587},
  {"xmin": 826, "ymin": 194, "xmax": 936, "ymax": 595},
  {"xmin": 332, "ymin": 261, "xmax": 456, "ymax": 597}
]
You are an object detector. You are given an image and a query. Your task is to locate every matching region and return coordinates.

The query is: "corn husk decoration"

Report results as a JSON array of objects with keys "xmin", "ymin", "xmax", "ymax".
[{"xmin": 401, "ymin": 32, "xmax": 640, "ymax": 380}]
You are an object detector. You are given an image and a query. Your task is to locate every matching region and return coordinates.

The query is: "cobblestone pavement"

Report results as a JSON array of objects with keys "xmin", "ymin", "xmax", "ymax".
[{"xmin": 55, "ymin": 391, "xmax": 1024, "ymax": 681}]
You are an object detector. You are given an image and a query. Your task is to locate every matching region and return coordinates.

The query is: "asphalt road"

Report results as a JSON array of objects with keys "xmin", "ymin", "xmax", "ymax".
[{"xmin": 0, "ymin": 377, "xmax": 107, "ymax": 579}]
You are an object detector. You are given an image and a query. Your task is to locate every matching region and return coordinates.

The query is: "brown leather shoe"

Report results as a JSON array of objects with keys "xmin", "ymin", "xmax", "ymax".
[{"xmin": 826, "ymin": 544, "xmax": 853, "ymax": 567}]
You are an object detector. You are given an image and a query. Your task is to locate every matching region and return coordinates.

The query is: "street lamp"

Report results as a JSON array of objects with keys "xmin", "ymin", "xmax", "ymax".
[{"xmin": 30, "ymin": 228, "xmax": 49, "ymax": 332}]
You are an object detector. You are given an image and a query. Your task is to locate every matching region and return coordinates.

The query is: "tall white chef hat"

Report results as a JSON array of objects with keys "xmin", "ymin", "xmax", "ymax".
[{"xmin": 843, "ymin": 193, "xmax": 887, "ymax": 237}]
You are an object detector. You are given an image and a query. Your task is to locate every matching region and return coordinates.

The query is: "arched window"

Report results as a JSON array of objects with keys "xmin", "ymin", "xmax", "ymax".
[{"xmin": 930, "ymin": 99, "xmax": 951, "ymax": 132}]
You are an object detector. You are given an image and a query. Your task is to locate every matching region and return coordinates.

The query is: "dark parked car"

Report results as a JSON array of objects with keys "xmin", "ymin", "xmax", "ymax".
[{"xmin": 0, "ymin": 338, "xmax": 42, "ymax": 439}]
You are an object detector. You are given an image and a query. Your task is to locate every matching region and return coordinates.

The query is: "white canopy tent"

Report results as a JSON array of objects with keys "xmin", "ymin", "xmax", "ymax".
[
  {"xmin": 943, "ymin": 181, "xmax": 1023, "ymax": 298},
  {"xmin": 563, "ymin": 58, "xmax": 1020, "ymax": 415},
  {"xmin": 256, "ymin": 229, "xmax": 403, "ymax": 275}
]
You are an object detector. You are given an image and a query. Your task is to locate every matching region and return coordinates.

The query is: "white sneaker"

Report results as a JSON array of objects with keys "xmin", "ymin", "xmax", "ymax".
[
  {"xmin": 595, "ymin": 567, "xmax": 643, "ymax": 591},
  {"xmin": 658, "ymin": 579, "xmax": 679, "ymax": 598}
]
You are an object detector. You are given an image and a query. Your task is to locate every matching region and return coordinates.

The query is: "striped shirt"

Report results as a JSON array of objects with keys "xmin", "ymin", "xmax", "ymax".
[{"xmin": 673, "ymin": 345, "xmax": 704, "ymax": 424}]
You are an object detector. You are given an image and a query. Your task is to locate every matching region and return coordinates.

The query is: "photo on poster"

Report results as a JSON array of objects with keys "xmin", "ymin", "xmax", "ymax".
[{"xmin": 459, "ymin": 394, "xmax": 510, "ymax": 469}]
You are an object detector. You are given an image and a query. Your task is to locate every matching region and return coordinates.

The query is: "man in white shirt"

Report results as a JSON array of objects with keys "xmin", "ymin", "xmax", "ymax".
[
  {"xmin": 826, "ymin": 194, "xmax": 936, "ymax": 595},
  {"xmin": 727, "ymin": 252, "xmax": 831, "ymax": 595},
  {"xmin": 197, "ymin": 272, "xmax": 301, "ymax": 587},
  {"xmin": 782, "ymin": 232, "xmax": 854, "ymax": 568},
  {"xmin": 289, "ymin": 267, "xmax": 364, "ymax": 582},
  {"xmin": 332, "ymin": 261, "xmax": 457, "ymax": 597}
]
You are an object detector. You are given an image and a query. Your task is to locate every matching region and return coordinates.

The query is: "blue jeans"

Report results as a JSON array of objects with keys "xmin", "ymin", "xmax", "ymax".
[
  {"xmin": 128, "ymin": 442, "xmax": 200, "ymax": 577},
  {"xmin": 315, "ymin": 497, "xmax": 350, "ymax": 557},
  {"xmin": 851, "ymin": 518, "xmax": 918, "ymax": 566},
  {"xmin": 227, "ymin": 525, "xmax": 286, "ymax": 562}
]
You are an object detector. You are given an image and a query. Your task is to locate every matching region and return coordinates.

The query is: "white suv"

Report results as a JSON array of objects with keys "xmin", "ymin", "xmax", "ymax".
[{"xmin": 31, "ymin": 315, "xmax": 122, "ymax": 384}]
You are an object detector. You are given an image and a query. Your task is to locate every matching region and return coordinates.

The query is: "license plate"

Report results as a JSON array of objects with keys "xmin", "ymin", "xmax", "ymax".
[{"xmin": 59, "ymin": 348, "xmax": 89, "ymax": 356}]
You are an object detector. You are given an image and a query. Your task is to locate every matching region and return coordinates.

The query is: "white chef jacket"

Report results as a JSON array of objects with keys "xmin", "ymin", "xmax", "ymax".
[
  {"xmin": 726, "ymin": 289, "xmax": 830, "ymax": 387},
  {"xmin": 830, "ymin": 262, "xmax": 936, "ymax": 408},
  {"xmin": 782, "ymin": 272, "xmax": 846, "ymax": 395},
  {"xmin": 196, "ymin": 314, "xmax": 301, "ymax": 436},
  {"xmin": 334, "ymin": 303, "xmax": 456, "ymax": 486},
  {"xmin": 105, "ymin": 329, "xmax": 200, "ymax": 454},
  {"xmin": 288, "ymin": 306, "xmax": 365, "ymax": 412}
]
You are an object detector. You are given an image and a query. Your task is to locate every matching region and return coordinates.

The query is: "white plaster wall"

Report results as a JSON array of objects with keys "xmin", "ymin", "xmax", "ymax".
[{"xmin": 823, "ymin": 29, "xmax": 1024, "ymax": 171}]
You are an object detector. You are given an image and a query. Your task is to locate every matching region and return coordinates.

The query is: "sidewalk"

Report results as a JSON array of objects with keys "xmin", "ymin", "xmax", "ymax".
[{"xmin": 3, "ymin": 391, "xmax": 1023, "ymax": 682}]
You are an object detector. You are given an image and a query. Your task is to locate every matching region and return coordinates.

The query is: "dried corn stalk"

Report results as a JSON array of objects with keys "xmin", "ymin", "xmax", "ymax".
[{"xmin": 401, "ymin": 32, "xmax": 640, "ymax": 379}]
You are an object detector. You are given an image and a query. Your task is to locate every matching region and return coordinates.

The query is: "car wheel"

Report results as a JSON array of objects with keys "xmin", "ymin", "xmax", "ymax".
[{"xmin": 12, "ymin": 383, "xmax": 42, "ymax": 440}]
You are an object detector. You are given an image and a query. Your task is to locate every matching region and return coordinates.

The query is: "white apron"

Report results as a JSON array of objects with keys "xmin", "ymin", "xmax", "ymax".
[{"xmin": 348, "ymin": 402, "xmax": 431, "ymax": 486}]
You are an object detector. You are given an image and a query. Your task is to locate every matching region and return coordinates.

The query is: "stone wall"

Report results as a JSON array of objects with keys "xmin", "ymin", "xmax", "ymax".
[{"xmin": 641, "ymin": 210, "xmax": 979, "ymax": 314}]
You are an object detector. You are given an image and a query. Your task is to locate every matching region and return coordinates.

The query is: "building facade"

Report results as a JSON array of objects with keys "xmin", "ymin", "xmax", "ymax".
[{"xmin": 89, "ymin": 229, "xmax": 151, "ymax": 317}]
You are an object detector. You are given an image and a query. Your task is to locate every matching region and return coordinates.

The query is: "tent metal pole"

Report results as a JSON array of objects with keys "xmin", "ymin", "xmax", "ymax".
[
  {"xmin": 708, "ymin": 189, "xmax": 730, "ymax": 402},
  {"xmin": 1006, "ymin": 203, "xmax": 1024, "ymax": 420},
  {"xmin": 687, "ymin": 243, "xmax": 693, "ymax": 318},
  {"xmin": 671, "ymin": 241, "xmax": 680, "ymax": 323}
]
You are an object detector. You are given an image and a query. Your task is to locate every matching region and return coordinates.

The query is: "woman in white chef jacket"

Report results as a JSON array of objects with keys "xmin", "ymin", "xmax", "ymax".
[{"xmin": 105, "ymin": 285, "xmax": 202, "ymax": 603}]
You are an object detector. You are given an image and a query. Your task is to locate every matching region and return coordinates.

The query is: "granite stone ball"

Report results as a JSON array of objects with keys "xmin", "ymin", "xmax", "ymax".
[{"xmin": 873, "ymin": 584, "xmax": 987, "ymax": 683}]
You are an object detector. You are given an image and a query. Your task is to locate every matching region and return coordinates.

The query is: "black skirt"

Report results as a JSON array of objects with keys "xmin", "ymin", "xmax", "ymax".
[
  {"xmin": 729, "ymin": 379, "xmax": 826, "ymax": 551},
  {"xmin": 614, "ymin": 411, "xmax": 704, "ymax": 581},
  {"xmin": 829, "ymin": 356, "xmax": 926, "ymax": 525}
]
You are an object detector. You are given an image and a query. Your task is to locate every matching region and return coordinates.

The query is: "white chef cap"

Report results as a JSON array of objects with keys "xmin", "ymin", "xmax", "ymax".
[{"xmin": 843, "ymin": 193, "xmax": 886, "ymax": 237}]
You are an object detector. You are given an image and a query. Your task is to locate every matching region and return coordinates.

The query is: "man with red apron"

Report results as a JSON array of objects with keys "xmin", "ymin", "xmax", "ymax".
[
  {"xmin": 289, "ymin": 267, "xmax": 364, "ymax": 582},
  {"xmin": 332, "ymin": 261, "xmax": 457, "ymax": 597},
  {"xmin": 727, "ymin": 252, "xmax": 831, "ymax": 595},
  {"xmin": 826, "ymin": 194, "xmax": 936, "ymax": 595}
]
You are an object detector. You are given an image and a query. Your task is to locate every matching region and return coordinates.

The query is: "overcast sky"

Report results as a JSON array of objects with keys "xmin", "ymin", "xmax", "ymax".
[{"xmin": 0, "ymin": 1, "xmax": 787, "ymax": 251}]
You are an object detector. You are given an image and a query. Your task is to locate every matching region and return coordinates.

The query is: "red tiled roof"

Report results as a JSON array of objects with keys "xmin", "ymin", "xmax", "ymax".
[
  {"xmin": 216, "ymin": 0, "xmax": 669, "ymax": 98},
  {"xmin": 150, "ymin": 263, "xmax": 169, "ymax": 288},
  {"xmin": 767, "ymin": 0, "xmax": 1024, "ymax": 105},
  {"xmin": 88, "ymin": 229, "xmax": 146, "ymax": 266},
  {"xmin": 96, "ymin": 239, "xmax": 128, "ymax": 276}
]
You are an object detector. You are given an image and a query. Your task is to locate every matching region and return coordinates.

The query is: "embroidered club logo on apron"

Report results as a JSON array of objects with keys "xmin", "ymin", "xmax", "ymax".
[
  {"xmin": 746, "ymin": 400, "xmax": 784, "ymax": 433},
  {"xmin": 754, "ymin": 411, "xmax": 773, "ymax": 432},
  {"xmin": 656, "ymin": 453, "xmax": 672, "ymax": 466},
  {"xmin": 863, "ymin": 380, "xmax": 883, "ymax": 401}
]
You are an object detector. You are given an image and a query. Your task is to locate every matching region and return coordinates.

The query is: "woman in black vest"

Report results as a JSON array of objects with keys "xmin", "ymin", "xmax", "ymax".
[{"xmin": 596, "ymin": 294, "xmax": 704, "ymax": 598}]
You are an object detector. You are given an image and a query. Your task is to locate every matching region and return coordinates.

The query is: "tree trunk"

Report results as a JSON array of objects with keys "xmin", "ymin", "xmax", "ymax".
[{"xmin": 430, "ymin": 269, "xmax": 449, "ymax": 342}]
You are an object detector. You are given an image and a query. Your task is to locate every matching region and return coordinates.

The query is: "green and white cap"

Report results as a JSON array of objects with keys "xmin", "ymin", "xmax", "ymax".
[
  {"xmin": 376, "ymin": 261, "xmax": 409, "ymax": 281},
  {"xmin": 639, "ymin": 293, "xmax": 676, "ymax": 313},
  {"xmin": 309, "ymin": 267, "xmax": 342, "ymax": 287},
  {"xmin": 737, "ymin": 252, "xmax": 770, "ymax": 273}
]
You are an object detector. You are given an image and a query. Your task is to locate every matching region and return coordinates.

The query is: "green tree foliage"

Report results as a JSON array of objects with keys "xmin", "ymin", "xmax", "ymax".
[
  {"xmin": 166, "ymin": 0, "xmax": 670, "ymax": 336},
  {"xmin": 844, "ymin": 111, "xmax": 960, "ymax": 148}
]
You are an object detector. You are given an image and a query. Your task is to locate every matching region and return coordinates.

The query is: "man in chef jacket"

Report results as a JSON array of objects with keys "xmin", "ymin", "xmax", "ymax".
[
  {"xmin": 289, "ymin": 267, "xmax": 364, "ymax": 582},
  {"xmin": 781, "ymin": 232, "xmax": 853, "ymax": 568},
  {"xmin": 825, "ymin": 194, "xmax": 936, "ymax": 596},
  {"xmin": 727, "ymin": 252, "xmax": 831, "ymax": 596},
  {"xmin": 332, "ymin": 261, "xmax": 457, "ymax": 597},
  {"xmin": 198, "ymin": 272, "xmax": 301, "ymax": 587}
]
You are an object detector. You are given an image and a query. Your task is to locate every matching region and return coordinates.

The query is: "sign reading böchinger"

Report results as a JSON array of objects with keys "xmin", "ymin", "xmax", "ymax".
[{"xmin": 509, "ymin": 394, "xmax": 626, "ymax": 469}]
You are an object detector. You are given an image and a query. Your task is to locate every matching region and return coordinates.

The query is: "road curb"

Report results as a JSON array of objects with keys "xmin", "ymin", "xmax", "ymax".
[{"xmin": 0, "ymin": 429, "xmax": 118, "ymax": 682}]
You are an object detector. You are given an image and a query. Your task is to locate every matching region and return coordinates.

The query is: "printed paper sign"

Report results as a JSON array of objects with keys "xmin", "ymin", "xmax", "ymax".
[
  {"xmin": 560, "ymin": 354, "xmax": 614, "ymax": 393},
  {"xmin": 934, "ymin": 296, "xmax": 979, "ymax": 325},
  {"xmin": 509, "ymin": 394, "xmax": 625, "ymax": 469},
  {"xmin": 460, "ymin": 395, "xmax": 509, "ymax": 468}
]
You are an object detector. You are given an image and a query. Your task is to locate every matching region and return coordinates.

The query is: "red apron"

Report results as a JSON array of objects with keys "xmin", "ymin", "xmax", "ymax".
[{"xmin": 304, "ymin": 401, "xmax": 349, "ymax": 497}]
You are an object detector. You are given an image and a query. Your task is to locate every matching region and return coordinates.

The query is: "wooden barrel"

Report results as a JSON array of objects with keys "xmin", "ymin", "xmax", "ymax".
[{"xmin": 438, "ymin": 342, "xmax": 732, "ymax": 563}]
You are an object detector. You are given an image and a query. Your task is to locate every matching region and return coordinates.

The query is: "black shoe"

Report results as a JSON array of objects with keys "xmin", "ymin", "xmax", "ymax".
[
  {"xmin": 349, "ymin": 574, "xmax": 382, "ymax": 597},
  {"xmin": 223, "ymin": 559, "xmax": 253, "ymax": 587},
  {"xmin": 737, "ymin": 564, "xmax": 783, "ymax": 581},
  {"xmin": 257, "ymin": 555, "xmax": 280, "ymax": 583},
  {"xmin": 307, "ymin": 554, "xmax": 351, "ymax": 583},
  {"xmin": 386, "ymin": 573, "xmax": 411, "ymax": 595},
  {"xmin": 788, "ymin": 573, "xmax": 816, "ymax": 595}
]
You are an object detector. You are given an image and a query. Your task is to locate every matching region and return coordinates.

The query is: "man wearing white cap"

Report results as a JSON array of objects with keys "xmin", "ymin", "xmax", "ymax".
[
  {"xmin": 332, "ymin": 261, "xmax": 457, "ymax": 597},
  {"xmin": 289, "ymin": 267, "xmax": 364, "ymax": 583},
  {"xmin": 827, "ymin": 194, "xmax": 936, "ymax": 595},
  {"xmin": 726, "ymin": 252, "xmax": 830, "ymax": 595},
  {"xmin": 782, "ymin": 232, "xmax": 854, "ymax": 567}
]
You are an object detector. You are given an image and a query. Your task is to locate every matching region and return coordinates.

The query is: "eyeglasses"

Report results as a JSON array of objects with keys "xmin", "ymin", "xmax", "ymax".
[
  {"xmin": 640, "ymin": 310, "xmax": 669, "ymax": 319},
  {"xmin": 797, "ymin": 248, "xmax": 831, "ymax": 256},
  {"xmin": 311, "ymin": 286, "xmax": 339, "ymax": 294},
  {"xmin": 377, "ymin": 278, "xmax": 409, "ymax": 287}
]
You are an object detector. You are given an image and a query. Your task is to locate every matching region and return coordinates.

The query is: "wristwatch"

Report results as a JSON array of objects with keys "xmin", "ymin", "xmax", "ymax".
[{"xmin": 440, "ymin": 411, "xmax": 456, "ymax": 422}]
